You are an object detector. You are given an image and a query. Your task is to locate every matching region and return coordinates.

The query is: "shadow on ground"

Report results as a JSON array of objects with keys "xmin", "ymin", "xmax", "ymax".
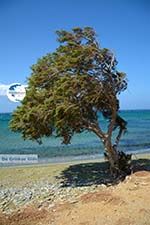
[{"xmin": 58, "ymin": 158, "xmax": 150, "ymax": 187}]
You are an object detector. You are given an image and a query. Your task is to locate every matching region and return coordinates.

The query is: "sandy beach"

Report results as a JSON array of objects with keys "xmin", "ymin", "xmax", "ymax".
[{"xmin": 0, "ymin": 153, "xmax": 150, "ymax": 225}]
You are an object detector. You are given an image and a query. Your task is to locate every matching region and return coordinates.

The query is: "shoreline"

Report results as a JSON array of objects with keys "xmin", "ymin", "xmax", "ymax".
[{"xmin": 1, "ymin": 148, "xmax": 150, "ymax": 168}]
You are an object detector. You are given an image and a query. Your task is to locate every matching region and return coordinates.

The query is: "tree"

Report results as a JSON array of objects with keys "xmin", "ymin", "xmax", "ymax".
[{"xmin": 10, "ymin": 27, "xmax": 131, "ymax": 177}]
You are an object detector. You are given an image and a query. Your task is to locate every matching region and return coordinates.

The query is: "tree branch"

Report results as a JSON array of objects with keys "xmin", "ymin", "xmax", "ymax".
[
  {"xmin": 114, "ymin": 127, "xmax": 123, "ymax": 148},
  {"xmin": 113, "ymin": 114, "xmax": 127, "ymax": 148},
  {"xmin": 85, "ymin": 122, "xmax": 106, "ymax": 141},
  {"xmin": 107, "ymin": 106, "xmax": 117, "ymax": 139}
]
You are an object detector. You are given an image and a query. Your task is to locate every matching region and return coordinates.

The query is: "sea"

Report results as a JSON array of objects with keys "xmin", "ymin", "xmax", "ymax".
[{"xmin": 0, "ymin": 110, "xmax": 150, "ymax": 164}]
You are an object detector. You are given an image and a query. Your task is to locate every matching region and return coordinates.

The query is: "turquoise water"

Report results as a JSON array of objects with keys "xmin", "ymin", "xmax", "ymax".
[{"xmin": 0, "ymin": 110, "xmax": 150, "ymax": 162}]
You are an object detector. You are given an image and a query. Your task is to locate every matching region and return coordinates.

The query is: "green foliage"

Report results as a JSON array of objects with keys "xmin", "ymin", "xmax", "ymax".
[{"xmin": 10, "ymin": 27, "xmax": 127, "ymax": 144}]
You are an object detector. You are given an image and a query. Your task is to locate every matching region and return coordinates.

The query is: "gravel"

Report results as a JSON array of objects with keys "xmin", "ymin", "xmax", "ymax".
[{"xmin": 0, "ymin": 180, "xmax": 107, "ymax": 213}]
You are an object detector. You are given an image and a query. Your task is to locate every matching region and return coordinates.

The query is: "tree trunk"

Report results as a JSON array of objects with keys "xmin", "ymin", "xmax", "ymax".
[
  {"xmin": 87, "ymin": 122, "xmax": 132, "ymax": 177},
  {"xmin": 103, "ymin": 138, "xmax": 119, "ymax": 176},
  {"xmin": 103, "ymin": 138, "xmax": 132, "ymax": 177}
]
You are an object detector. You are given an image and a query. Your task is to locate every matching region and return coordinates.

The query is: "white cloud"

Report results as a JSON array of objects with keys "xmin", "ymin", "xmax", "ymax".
[{"xmin": 0, "ymin": 84, "xmax": 9, "ymax": 96}]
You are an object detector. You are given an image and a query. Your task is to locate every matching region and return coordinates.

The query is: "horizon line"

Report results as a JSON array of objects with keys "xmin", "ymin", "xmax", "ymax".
[{"xmin": 1, "ymin": 108, "xmax": 150, "ymax": 114}]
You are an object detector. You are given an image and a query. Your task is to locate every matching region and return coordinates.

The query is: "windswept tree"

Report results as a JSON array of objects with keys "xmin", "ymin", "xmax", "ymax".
[{"xmin": 10, "ymin": 27, "xmax": 131, "ymax": 176}]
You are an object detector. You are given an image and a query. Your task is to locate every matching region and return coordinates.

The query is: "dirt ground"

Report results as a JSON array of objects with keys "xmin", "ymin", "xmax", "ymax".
[{"xmin": 0, "ymin": 170, "xmax": 150, "ymax": 225}]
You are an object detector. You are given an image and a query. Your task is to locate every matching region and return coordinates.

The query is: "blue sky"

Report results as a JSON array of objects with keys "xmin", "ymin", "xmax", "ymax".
[{"xmin": 0, "ymin": 0, "xmax": 150, "ymax": 112}]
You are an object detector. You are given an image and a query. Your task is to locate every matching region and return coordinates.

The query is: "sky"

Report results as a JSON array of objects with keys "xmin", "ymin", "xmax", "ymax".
[{"xmin": 0, "ymin": 0, "xmax": 150, "ymax": 112}]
